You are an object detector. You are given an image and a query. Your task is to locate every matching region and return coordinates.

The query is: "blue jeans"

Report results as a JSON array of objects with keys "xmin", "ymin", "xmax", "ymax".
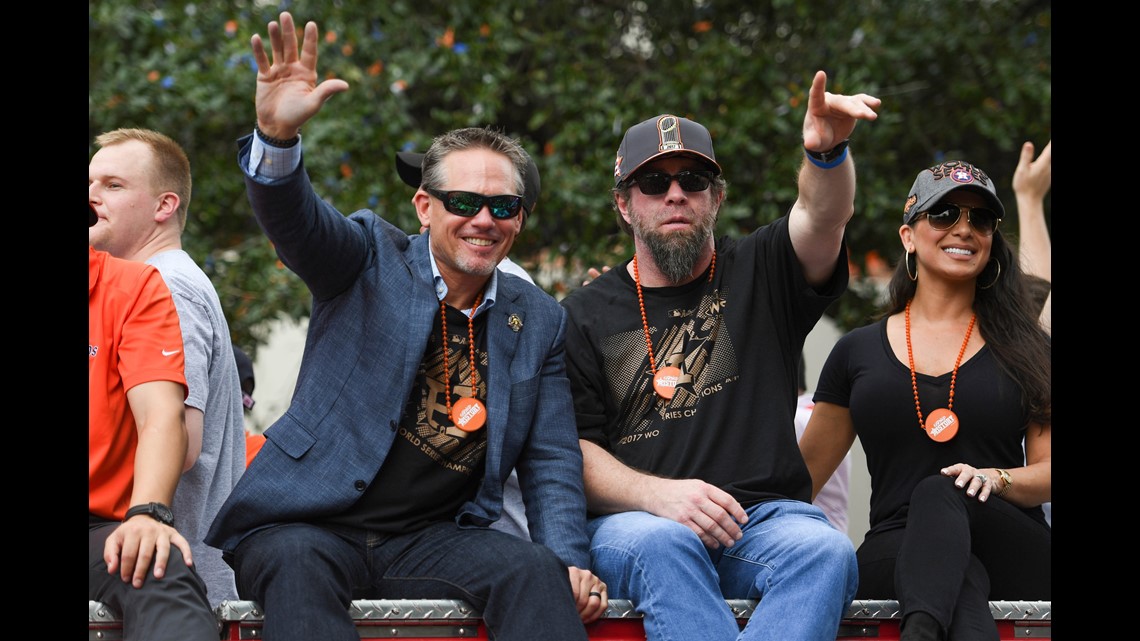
[
  {"xmin": 588, "ymin": 500, "xmax": 858, "ymax": 641},
  {"xmin": 232, "ymin": 520, "xmax": 588, "ymax": 641}
]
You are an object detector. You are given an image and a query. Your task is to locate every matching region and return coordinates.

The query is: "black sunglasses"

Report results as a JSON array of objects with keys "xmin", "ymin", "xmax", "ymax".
[
  {"xmin": 424, "ymin": 187, "xmax": 524, "ymax": 220},
  {"xmin": 919, "ymin": 202, "xmax": 1001, "ymax": 236},
  {"xmin": 630, "ymin": 170, "xmax": 715, "ymax": 196}
]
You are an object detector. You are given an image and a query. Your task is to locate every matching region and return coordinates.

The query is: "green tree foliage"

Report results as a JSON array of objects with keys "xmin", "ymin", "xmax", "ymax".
[{"xmin": 90, "ymin": 0, "xmax": 1050, "ymax": 355}]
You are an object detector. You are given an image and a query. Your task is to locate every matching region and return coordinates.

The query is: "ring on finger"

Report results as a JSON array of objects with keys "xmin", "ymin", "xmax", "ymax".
[
  {"xmin": 974, "ymin": 473, "xmax": 988, "ymax": 484},
  {"xmin": 589, "ymin": 591, "xmax": 602, "ymax": 598}
]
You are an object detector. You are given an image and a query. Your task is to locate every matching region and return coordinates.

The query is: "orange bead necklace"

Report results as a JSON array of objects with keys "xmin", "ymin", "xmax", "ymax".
[
  {"xmin": 440, "ymin": 292, "xmax": 486, "ymax": 432},
  {"xmin": 633, "ymin": 251, "xmax": 715, "ymax": 400},
  {"xmin": 905, "ymin": 299, "xmax": 975, "ymax": 442}
]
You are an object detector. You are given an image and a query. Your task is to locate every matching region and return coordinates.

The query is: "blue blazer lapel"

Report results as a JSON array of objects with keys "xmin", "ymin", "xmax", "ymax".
[
  {"xmin": 487, "ymin": 280, "xmax": 523, "ymax": 400},
  {"xmin": 401, "ymin": 235, "xmax": 443, "ymax": 376},
  {"xmin": 483, "ymin": 278, "xmax": 524, "ymax": 480}
]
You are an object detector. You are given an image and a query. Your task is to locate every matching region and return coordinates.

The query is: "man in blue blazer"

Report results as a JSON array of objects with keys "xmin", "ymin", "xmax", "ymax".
[{"xmin": 205, "ymin": 12, "xmax": 605, "ymax": 641}]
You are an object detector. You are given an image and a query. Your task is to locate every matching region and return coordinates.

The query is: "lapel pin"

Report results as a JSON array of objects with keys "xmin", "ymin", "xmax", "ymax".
[{"xmin": 507, "ymin": 314, "xmax": 523, "ymax": 333}]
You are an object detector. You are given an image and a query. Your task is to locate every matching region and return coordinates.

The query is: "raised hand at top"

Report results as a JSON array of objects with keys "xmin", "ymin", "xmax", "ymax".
[
  {"xmin": 250, "ymin": 11, "xmax": 350, "ymax": 139},
  {"xmin": 802, "ymin": 70, "xmax": 881, "ymax": 153}
]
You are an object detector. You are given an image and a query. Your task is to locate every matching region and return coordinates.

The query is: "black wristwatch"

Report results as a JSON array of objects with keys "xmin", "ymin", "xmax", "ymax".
[
  {"xmin": 805, "ymin": 139, "xmax": 850, "ymax": 164},
  {"xmin": 124, "ymin": 502, "xmax": 174, "ymax": 526}
]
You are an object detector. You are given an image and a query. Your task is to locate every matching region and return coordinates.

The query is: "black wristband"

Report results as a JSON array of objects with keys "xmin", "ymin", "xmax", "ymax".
[
  {"xmin": 805, "ymin": 139, "xmax": 850, "ymax": 169},
  {"xmin": 254, "ymin": 122, "xmax": 300, "ymax": 148}
]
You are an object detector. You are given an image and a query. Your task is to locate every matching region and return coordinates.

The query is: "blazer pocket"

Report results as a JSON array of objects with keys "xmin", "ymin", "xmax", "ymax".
[
  {"xmin": 509, "ymin": 374, "xmax": 540, "ymax": 404},
  {"xmin": 265, "ymin": 413, "xmax": 317, "ymax": 460},
  {"xmin": 504, "ymin": 374, "xmax": 541, "ymax": 446}
]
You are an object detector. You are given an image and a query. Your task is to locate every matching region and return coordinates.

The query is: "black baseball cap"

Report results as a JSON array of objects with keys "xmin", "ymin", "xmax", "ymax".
[
  {"xmin": 613, "ymin": 114, "xmax": 721, "ymax": 187},
  {"xmin": 232, "ymin": 345, "xmax": 256, "ymax": 411}
]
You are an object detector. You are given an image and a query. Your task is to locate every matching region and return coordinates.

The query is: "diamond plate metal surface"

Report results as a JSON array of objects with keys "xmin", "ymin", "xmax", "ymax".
[
  {"xmin": 95, "ymin": 597, "xmax": 1052, "ymax": 633},
  {"xmin": 216, "ymin": 600, "xmax": 265, "ymax": 621},
  {"xmin": 726, "ymin": 600, "xmax": 758, "ymax": 619},
  {"xmin": 217, "ymin": 599, "xmax": 482, "ymax": 622},
  {"xmin": 844, "ymin": 600, "xmax": 903, "ymax": 619},
  {"xmin": 349, "ymin": 600, "xmax": 481, "ymax": 620},
  {"xmin": 89, "ymin": 601, "xmax": 123, "ymax": 641},
  {"xmin": 602, "ymin": 599, "xmax": 638, "ymax": 618},
  {"xmin": 216, "ymin": 598, "xmax": 758, "ymax": 622},
  {"xmin": 990, "ymin": 600, "xmax": 1051, "ymax": 620},
  {"xmin": 842, "ymin": 600, "xmax": 1051, "ymax": 621},
  {"xmin": 89, "ymin": 601, "xmax": 121, "ymax": 622}
]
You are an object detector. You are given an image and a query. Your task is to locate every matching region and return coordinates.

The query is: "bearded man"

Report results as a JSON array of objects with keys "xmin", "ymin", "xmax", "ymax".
[{"xmin": 559, "ymin": 71, "xmax": 880, "ymax": 641}]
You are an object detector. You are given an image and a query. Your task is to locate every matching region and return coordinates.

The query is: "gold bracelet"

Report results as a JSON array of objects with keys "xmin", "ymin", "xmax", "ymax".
[{"xmin": 995, "ymin": 468, "xmax": 1013, "ymax": 497}]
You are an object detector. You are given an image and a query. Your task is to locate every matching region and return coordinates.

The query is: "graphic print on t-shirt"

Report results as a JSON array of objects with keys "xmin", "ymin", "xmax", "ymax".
[
  {"xmin": 399, "ymin": 312, "xmax": 489, "ymax": 475},
  {"xmin": 605, "ymin": 286, "xmax": 737, "ymax": 444},
  {"xmin": 323, "ymin": 309, "xmax": 489, "ymax": 533}
]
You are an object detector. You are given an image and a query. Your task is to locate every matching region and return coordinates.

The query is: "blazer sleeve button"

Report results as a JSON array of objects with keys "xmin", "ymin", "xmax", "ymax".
[
  {"xmin": 389, "ymin": 420, "xmax": 398, "ymax": 431},
  {"xmin": 354, "ymin": 480, "xmax": 366, "ymax": 491}
]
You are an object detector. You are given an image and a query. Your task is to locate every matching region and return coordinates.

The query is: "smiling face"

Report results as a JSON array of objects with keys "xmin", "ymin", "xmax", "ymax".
[
  {"xmin": 618, "ymin": 156, "xmax": 723, "ymax": 284},
  {"xmin": 901, "ymin": 188, "xmax": 993, "ymax": 283},
  {"xmin": 415, "ymin": 147, "xmax": 523, "ymax": 295}
]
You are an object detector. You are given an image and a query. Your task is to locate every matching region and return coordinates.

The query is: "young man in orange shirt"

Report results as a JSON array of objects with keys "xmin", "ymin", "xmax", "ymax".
[{"xmin": 89, "ymin": 244, "xmax": 218, "ymax": 641}]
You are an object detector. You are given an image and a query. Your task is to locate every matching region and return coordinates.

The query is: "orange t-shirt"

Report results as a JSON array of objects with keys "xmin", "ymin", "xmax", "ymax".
[
  {"xmin": 89, "ymin": 247, "xmax": 187, "ymax": 520},
  {"xmin": 245, "ymin": 431, "xmax": 266, "ymax": 467}
]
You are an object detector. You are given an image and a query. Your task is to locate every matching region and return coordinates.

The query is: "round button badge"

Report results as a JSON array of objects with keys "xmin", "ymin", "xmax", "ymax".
[
  {"xmin": 653, "ymin": 366, "xmax": 682, "ymax": 400},
  {"xmin": 453, "ymin": 397, "xmax": 486, "ymax": 432},
  {"xmin": 924, "ymin": 408, "xmax": 958, "ymax": 442}
]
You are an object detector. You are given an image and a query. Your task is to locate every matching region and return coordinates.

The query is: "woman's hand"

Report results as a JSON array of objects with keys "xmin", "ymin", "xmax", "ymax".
[{"xmin": 940, "ymin": 463, "xmax": 1007, "ymax": 502}]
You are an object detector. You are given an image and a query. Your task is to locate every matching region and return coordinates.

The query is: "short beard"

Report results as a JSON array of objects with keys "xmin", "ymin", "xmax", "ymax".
[
  {"xmin": 453, "ymin": 253, "xmax": 499, "ymax": 277},
  {"xmin": 631, "ymin": 207, "xmax": 716, "ymax": 285}
]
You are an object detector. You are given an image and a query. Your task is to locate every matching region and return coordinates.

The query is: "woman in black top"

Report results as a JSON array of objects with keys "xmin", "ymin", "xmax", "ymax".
[{"xmin": 800, "ymin": 160, "xmax": 1050, "ymax": 641}]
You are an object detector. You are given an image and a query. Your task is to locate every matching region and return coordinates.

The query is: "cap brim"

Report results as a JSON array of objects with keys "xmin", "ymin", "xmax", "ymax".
[
  {"xmin": 621, "ymin": 150, "xmax": 721, "ymax": 185},
  {"xmin": 920, "ymin": 185, "xmax": 1006, "ymax": 221},
  {"xmin": 395, "ymin": 151, "xmax": 425, "ymax": 188},
  {"xmin": 521, "ymin": 155, "xmax": 540, "ymax": 214},
  {"xmin": 960, "ymin": 186, "xmax": 1006, "ymax": 219}
]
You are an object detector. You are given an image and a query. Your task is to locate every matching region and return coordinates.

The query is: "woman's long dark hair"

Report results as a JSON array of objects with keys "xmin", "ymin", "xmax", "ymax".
[{"xmin": 881, "ymin": 229, "xmax": 1051, "ymax": 428}]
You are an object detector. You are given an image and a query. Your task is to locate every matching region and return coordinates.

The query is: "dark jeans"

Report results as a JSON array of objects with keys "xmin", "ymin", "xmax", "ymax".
[
  {"xmin": 232, "ymin": 520, "xmax": 588, "ymax": 641},
  {"xmin": 856, "ymin": 475, "xmax": 1051, "ymax": 641},
  {"xmin": 89, "ymin": 521, "xmax": 218, "ymax": 641}
]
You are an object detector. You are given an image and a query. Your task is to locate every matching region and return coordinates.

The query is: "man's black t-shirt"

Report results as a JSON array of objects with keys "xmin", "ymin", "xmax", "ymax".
[{"xmin": 562, "ymin": 216, "xmax": 847, "ymax": 509}]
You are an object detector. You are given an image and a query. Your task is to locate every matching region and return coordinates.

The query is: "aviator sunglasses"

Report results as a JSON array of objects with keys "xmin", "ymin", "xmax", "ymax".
[
  {"xmin": 630, "ymin": 170, "xmax": 715, "ymax": 196},
  {"xmin": 918, "ymin": 202, "xmax": 1001, "ymax": 236},
  {"xmin": 424, "ymin": 187, "xmax": 524, "ymax": 220}
]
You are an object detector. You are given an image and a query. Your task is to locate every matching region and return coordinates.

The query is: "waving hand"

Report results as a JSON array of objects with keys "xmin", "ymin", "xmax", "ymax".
[{"xmin": 250, "ymin": 12, "xmax": 349, "ymax": 139}]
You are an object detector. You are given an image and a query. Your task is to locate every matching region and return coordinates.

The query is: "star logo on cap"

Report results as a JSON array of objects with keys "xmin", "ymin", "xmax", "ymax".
[{"xmin": 951, "ymin": 167, "xmax": 974, "ymax": 184}]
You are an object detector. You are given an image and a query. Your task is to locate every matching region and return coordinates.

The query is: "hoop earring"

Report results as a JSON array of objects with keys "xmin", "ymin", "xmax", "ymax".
[
  {"xmin": 904, "ymin": 251, "xmax": 917, "ymax": 282},
  {"xmin": 977, "ymin": 258, "xmax": 1001, "ymax": 290}
]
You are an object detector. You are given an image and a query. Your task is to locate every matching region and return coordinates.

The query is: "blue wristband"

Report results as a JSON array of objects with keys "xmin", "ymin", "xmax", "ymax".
[{"xmin": 805, "ymin": 144, "xmax": 848, "ymax": 169}]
